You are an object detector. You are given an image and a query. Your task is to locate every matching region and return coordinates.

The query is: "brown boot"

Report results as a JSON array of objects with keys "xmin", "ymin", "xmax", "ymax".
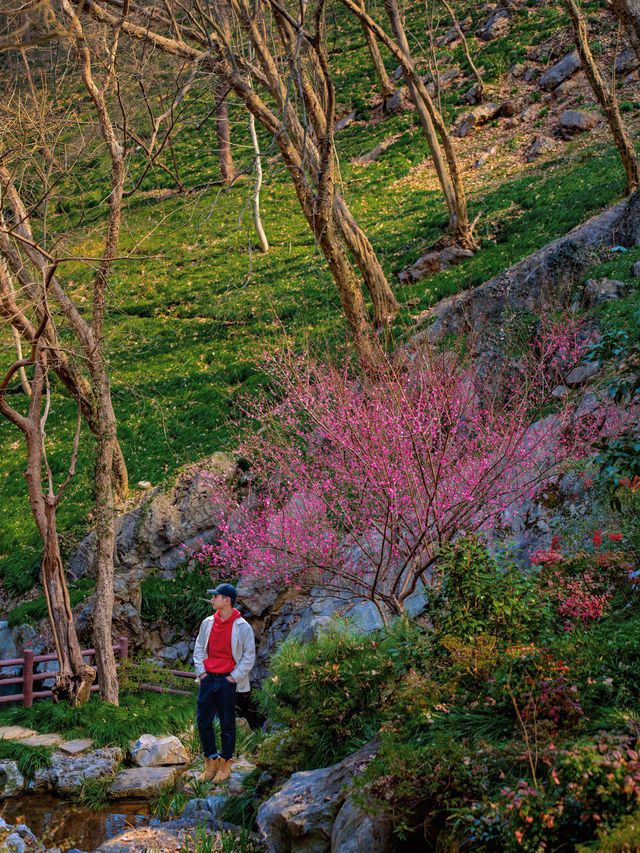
[
  {"xmin": 213, "ymin": 758, "xmax": 232, "ymax": 784},
  {"xmin": 198, "ymin": 756, "xmax": 220, "ymax": 783}
]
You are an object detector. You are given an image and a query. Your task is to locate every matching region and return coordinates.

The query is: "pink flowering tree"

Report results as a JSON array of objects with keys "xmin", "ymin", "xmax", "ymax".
[{"xmin": 204, "ymin": 319, "xmax": 618, "ymax": 619}]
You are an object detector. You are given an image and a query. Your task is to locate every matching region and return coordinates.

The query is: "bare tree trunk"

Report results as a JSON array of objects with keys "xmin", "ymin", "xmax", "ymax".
[
  {"xmin": 356, "ymin": 0, "xmax": 395, "ymax": 108},
  {"xmin": 383, "ymin": 0, "xmax": 457, "ymax": 224},
  {"xmin": 339, "ymin": 0, "xmax": 477, "ymax": 248},
  {"xmin": 248, "ymin": 104, "xmax": 269, "ymax": 252},
  {"xmin": 0, "ymin": 334, "xmax": 95, "ymax": 707},
  {"xmin": 563, "ymin": 0, "xmax": 639, "ymax": 193},
  {"xmin": 216, "ymin": 80, "xmax": 235, "ymax": 184},
  {"xmin": 610, "ymin": 0, "xmax": 640, "ymax": 64},
  {"xmin": 214, "ymin": 0, "xmax": 235, "ymax": 185}
]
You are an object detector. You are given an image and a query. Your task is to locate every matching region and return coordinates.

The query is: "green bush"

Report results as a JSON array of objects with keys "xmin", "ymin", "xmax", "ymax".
[
  {"xmin": 0, "ymin": 740, "xmax": 52, "ymax": 779},
  {"xmin": 257, "ymin": 619, "xmax": 429, "ymax": 775}
]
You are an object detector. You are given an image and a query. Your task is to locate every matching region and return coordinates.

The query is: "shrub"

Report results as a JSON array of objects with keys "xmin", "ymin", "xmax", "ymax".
[{"xmin": 140, "ymin": 564, "xmax": 212, "ymax": 629}]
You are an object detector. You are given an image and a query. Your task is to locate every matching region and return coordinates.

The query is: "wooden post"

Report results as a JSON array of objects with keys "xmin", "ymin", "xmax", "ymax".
[
  {"xmin": 118, "ymin": 636, "xmax": 129, "ymax": 661},
  {"xmin": 23, "ymin": 649, "xmax": 34, "ymax": 708}
]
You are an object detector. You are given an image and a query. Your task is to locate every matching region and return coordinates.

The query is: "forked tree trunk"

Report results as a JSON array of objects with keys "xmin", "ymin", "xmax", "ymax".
[
  {"xmin": 563, "ymin": 0, "xmax": 640, "ymax": 193},
  {"xmin": 610, "ymin": 0, "xmax": 640, "ymax": 64},
  {"xmin": 1, "ymin": 343, "xmax": 95, "ymax": 707}
]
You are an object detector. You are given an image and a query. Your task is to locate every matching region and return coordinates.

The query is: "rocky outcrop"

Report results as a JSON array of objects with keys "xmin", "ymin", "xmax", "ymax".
[
  {"xmin": 70, "ymin": 452, "xmax": 240, "ymax": 646},
  {"xmin": 476, "ymin": 9, "xmax": 510, "ymax": 41},
  {"xmin": 453, "ymin": 103, "xmax": 500, "ymax": 137},
  {"xmin": 559, "ymin": 109, "xmax": 599, "ymax": 136},
  {"xmin": 397, "ymin": 245, "xmax": 475, "ymax": 284},
  {"xmin": 129, "ymin": 734, "xmax": 189, "ymax": 767},
  {"xmin": 331, "ymin": 797, "xmax": 394, "ymax": 853},
  {"xmin": 0, "ymin": 762, "xmax": 25, "ymax": 798},
  {"xmin": 524, "ymin": 135, "xmax": 558, "ymax": 162},
  {"xmin": 538, "ymin": 50, "xmax": 581, "ymax": 90},
  {"xmin": 257, "ymin": 741, "xmax": 384, "ymax": 853},
  {"xmin": 34, "ymin": 747, "xmax": 125, "ymax": 795},
  {"xmin": 108, "ymin": 766, "xmax": 180, "ymax": 798},
  {"xmin": 412, "ymin": 189, "xmax": 639, "ymax": 346}
]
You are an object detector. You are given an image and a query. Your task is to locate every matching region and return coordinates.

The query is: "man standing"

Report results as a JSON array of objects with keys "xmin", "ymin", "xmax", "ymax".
[{"xmin": 193, "ymin": 583, "xmax": 256, "ymax": 784}]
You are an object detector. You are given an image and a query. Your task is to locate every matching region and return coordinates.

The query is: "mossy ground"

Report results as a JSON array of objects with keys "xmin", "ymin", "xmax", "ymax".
[{"xmin": 0, "ymin": 0, "xmax": 638, "ymax": 595}]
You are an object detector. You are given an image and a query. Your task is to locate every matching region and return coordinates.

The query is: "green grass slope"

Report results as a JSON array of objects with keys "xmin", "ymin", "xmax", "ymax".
[{"xmin": 0, "ymin": 0, "xmax": 638, "ymax": 596}]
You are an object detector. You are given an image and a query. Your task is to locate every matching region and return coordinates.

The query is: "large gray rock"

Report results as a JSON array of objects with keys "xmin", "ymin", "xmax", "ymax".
[
  {"xmin": 615, "ymin": 47, "xmax": 638, "ymax": 76},
  {"xmin": 559, "ymin": 109, "xmax": 598, "ymax": 135},
  {"xmin": 539, "ymin": 50, "xmax": 581, "ymax": 90},
  {"xmin": 583, "ymin": 277, "xmax": 626, "ymax": 306},
  {"xmin": 524, "ymin": 135, "xmax": 558, "ymax": 163},
  {"xmin": 331, "ymin": 797, "xmax": 394, "ymax": 853},
  {"xmin": 476, "ymin": 9, "xmax": 510, "ymax": 41},
  {"xmin": 397, "ymin": 245, "xmax": 474, "ymax": 284},
  {"xmin": 257, "ymin": 741, "xmax": 379, "ymax": 853},
  {"xmin": 453, "ymin": 103, "xmax": 500, "ymax": 137},
  {"xmin": 2, "ymin": 823, "xmax": 41, "ymax": 853},
  {"xmin": 48, "ymin": 747, "xmax": 123, "ymax": 795},
  {"xmin": 129, "ymin": 734, "xmax": 189, "ymax": 767},
  {"xmin": 0, "ymin": 761, "xmax": 25, "ymax": 798},
  {"xmin": 108, "ymin": 766, "xmax": 180, "ymax": 798},
  {"xmin": 0, "ymin": 623, "xmax": 37, "ymax": 677}
]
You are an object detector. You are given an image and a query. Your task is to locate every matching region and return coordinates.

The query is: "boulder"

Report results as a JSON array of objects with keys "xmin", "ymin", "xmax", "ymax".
[
  {"xmin": 108, "ymin": 766, "xmax": 180, "ymax": 798},
  {"xmin": 453, "ymin": 103, "xmax": 500, "ymax": 137},
  {"xmin": 436, "ymin": 16, "xmax": 471, "ymax": 47},
  {"xmin": 539, "ymin": 50, "xmax": 581, "ymax": 91},
  {"xmin": 554, "ymin": 72, "xmax": 586, "ymax": 100},
  {"xmin": 583, "ymin": 278, "xmax": 626, "ymax": 306},
  {"xmin": 615, "ymin": 47, "xmax": 639, "ymax": 76},
  {"xmin": 565, "ymin": 362, "xmax": 599, "ymax": 387},
  {"xmin": 129, "ymin": 734, "xmax": 189, "ymax": 768},
  {"xmin": 0, "ymin": 761, "xmax": 25, "ymax": 798},
  {"xmin": 2, "ymin": 824, "xmax": 41, "ymax": 853},
  {"xmin": 397, "ymin": 245, "xmax": 475, "ymax": 283},
  {"xmin": 48, "ymin": 747, "xmax": 124, "ymax": 795},
  {"xmin": 330, "ymin": 797, "xmax": 394, "ymax": 853},
  {"xmin": 257, "ymin": 741, "xmax": 379, "ymax": 853},
  {"xmin": 524, "ymin": 135, "xmax": 557, "ymax": 162},
  {"xmin": 424, "ymin": 67, "xmax": 460, "ymax": 97},
  {"xmin": 476, "ymin": 9, "xmax": 510, "ymax": 41},
  {"xmin": 559, "ymin": 109, "xmax": 598, "ymax": 135},
  {"xmin": 157, "ymin": 641, "xmax": 190, "ymax": 664}
]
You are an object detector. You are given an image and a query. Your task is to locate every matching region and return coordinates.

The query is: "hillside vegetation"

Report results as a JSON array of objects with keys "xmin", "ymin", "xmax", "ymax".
[{"xmin": 0, "ymin": 1, "xmax": 638, "ymax": 594}]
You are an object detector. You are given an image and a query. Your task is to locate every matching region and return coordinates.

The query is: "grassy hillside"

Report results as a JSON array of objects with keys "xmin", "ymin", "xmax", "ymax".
[{"xmin": 0, "ymin": 0, "xmax": 638, "ymax": 596}]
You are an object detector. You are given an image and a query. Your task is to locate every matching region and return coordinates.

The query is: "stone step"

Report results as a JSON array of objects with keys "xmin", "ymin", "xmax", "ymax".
[{"xmin": 0, "ymin": 725, "xmax": 39, "ymax": 741}]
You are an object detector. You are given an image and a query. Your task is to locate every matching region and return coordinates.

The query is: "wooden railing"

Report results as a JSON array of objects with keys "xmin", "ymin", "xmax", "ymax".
[{"xmin": 0, "ymin": 636, "xmax": 198, "ymax": 707}]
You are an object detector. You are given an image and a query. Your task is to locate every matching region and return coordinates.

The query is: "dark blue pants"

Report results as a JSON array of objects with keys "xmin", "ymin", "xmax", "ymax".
[{"xmin": 196, "ymin": 673, "xmax": 237, "ymax": 760}]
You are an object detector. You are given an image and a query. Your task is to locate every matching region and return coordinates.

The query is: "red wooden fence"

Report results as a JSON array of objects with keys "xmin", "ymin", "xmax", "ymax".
[
  {"xmin": 0, "ymin": 637, "xmax": 198, "ymax": 706},
  {"xmin": 0, "ymin": 637, "xmax": 130, "ymax": 707}
]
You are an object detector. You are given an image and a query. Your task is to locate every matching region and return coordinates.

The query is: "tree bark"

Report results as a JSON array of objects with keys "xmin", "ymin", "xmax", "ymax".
[
  {"xmin": 610, "ymin": 0, "xmax": 640, "ymax": 64},
  {"xmin": 340, "ymin": 0, "xmax": 477, "ymax": 249},
  {"xmin": 0, "ymin": 341, "xmax": 95, "ymax": 707},
  {"xmin": 356, "ymin": 0, "xmax": 395, "ymax": 108},
  {"xmin": 249, "ymin": 110, "xmax": 269, "ymax": 252},
  {"xmin": 214, "ymin": 0, "xmax": 235, "ymax": 185},
  {"xmin": 563, "ymin": 0, "xmax": 639, "ymax": 193}
]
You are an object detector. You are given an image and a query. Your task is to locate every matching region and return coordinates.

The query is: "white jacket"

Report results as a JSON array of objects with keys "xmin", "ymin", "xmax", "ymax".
[{"xmin": 193, "ymin": 613, "xmax": 256, "ymax": 693}]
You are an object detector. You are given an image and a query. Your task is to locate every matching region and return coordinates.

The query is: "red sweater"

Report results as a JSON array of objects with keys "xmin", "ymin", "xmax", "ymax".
[{"xmin": 204, "ymin": 609, "xmax": 241, "ymax": 673}]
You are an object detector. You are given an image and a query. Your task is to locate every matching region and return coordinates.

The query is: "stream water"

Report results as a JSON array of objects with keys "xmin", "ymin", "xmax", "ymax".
[{"xmin": 1, "ymin": 794, "xmax": 152, "ymax": 850}]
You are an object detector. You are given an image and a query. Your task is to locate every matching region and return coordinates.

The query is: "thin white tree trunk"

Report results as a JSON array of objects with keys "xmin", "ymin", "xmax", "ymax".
[{"xmin": 249, "ymin": 111, "xmax": 268, "ymax": 253}]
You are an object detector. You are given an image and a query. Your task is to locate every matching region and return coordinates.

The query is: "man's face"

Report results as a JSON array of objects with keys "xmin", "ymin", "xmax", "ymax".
[{"xmin": 211, "ymin": 593, "xmax": 228, "ymax": 611}]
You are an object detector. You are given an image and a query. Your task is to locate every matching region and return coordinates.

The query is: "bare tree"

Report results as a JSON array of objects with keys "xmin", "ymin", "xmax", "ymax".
[
  {"xmin": 0, "ymin": 277, "xmax": 95, "ymax": 706},
  {"xmin": 338, "ymin": 0, "xmax": 478, "ymax": 249},
  {"xmin": 80, "ymin": 0, "xmax": 400, "ymax": 364},
  {"xmin": 0, "ymin": 0, "xmax": 140, "ymax": 703},
  {"xmin": 563, "ymin": 0, "xmax": 639, "ymax": 193}
]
